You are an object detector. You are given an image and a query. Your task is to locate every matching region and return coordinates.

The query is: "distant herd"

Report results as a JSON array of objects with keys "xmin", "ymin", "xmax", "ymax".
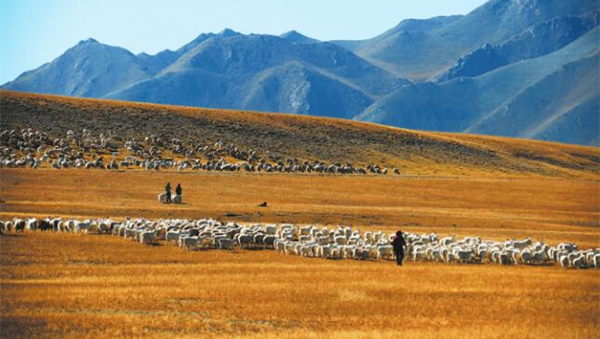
[
  {"xmin": 2, "ymin": 216, "xmax": 599, "ymax": 270},
  {"xmin": 0, "ymin": 128, "xmax": 401, "ymax": 175}
]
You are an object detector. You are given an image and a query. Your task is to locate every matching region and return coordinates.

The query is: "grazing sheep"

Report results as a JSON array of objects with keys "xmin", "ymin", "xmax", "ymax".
[
  {"xmin": 4, "ymin": 213, "xmax": 597, "ymax": 271},
  {"xmin": 158, "ymin": 193, "xmax": 168, "ymax": 204},
  {"xmin": 3, "ymin": 221, "xmax": 13, "ymax": 233},
  {"xmin": 218, "ymin": 238, "xmax": 236, "ymax": 250},
  {"xmin": 75, "ymin": 220, "xmax": 92, "ymax": 233},
  {"xmin": 509, "ymin": 238, "xmax": 532, "ymax": 250},
  {"xmin": 173, "ymin": 195, "xmax": 182, "ymax": 204},
  {"xmin": 139, "ymin": 231, "xmax": 156, "ymax": 245},
  {"xmin": 377, "ymin": 245, "xmax": 395, "ymax": 260},
  {"xmin": 559, "ymin": 255, "xmax": 570, "ymax": 268},
  {"xmin": 593, "ymin": 253, "xmax": 600, "ymax": 269},
  {"xmin": 237, "ymin": 234, "xmax": 254, "ymax": 249},
  {"xmin": 14, "ymin": 219, "xmax": 26, "ymax": 232},
  {"xmin": 26, "ymin": 218, "xmax": 38, "ymax": 231},
  {"xmin": 180, "ymin": 236, "xmax": 199, "ymax": 250},
  {"xmin": 166, "ymin": 230, "xmax": 187, "ymax": 243},
  {"xmin": 0, "ymin": 128, "xmax": 396, "ymax": 176}
]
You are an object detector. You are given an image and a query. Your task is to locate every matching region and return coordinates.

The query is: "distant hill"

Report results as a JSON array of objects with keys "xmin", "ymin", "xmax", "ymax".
[
  {"xmin": 436, "ymin": 13, "xmax": 599, "ymax": 82},
  {"xmin": 2, "ymin": 39, "xmax": 153, "ymax": 98},
  {"xmin": 1, "ymin": 91, "xmax": 599, "ymax": 179},
  {"xmin": 334, "ymin": 0, "xmax": 599, "ymax": 80},
  {"xmin": 2, "ymin": 0, "xmax": 599, "ymax": 146},
  {"xmin": 279, "ymin": 30, "xmax": 320, "ymax": 44},
  {"xmin": 105, "ymin": 32, "xmax": 408, "ymax": 118},
  {"xmin": 3, "ymin": 29, "xmax": 408, "ymax": 119},
  {"xmin": 356, "ymin": 27, "xmax": 600, "ymax": 146}
]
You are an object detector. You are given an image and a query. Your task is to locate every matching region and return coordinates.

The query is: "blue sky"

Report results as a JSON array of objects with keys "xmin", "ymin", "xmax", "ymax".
[{"xmin": 0, "ymin": 0, "xmax": 487, "ymax": 84}]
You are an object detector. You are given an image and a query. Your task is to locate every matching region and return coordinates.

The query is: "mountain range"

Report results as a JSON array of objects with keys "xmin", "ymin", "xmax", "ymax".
[{"xmin": 3, "ymin": 0, "xmax": 599, "ymax": 145}]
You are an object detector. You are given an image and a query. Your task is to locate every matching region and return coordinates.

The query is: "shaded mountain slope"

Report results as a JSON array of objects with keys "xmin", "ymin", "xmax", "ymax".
[
  {"xmin": 106, "ymin": 32, "xmax": 407, "ymax": 116},
  {"xmin": 437, "ymin": 13, "xmax": 599, "ymax": 82},
  {"xmin": 335, "ymin": 0, "xmax": 599, "ymax": 80},
  {"xmin": 2, "ymin": 29, "xmax": 407, "ymax": 119},
  {"xmin": 2, "ymin": 39, "xmax": 153, "ymax": 98},
  {"xmin": 466, "ymin": 53, "xmax": 600, "ymax": 145},
  {"xmin": 356, "ymin": 27, "xmax": 600, "ymax": 146}
]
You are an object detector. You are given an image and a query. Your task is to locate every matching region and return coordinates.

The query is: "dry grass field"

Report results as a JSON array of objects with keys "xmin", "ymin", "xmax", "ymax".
[
  {"xmin": 1, "ymin": 169, "xmax": 599, "ymax": 338},
  {"xmin": 0, "ymin": 169, "xmax": 599, "ymax": 248},
  {"xmin": 2, "ymin": 90, "xmax": 599, "ymax": 179},
  {"xmin": 1, "ymin": 232, "xmax": 599, "ymax": 339},
  {"xmin": 1, "ymin": 91, "xmax": 599, "ymax": 338}
]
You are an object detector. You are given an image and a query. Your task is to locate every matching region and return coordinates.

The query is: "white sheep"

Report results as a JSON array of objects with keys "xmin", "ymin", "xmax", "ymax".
[
  {"xmin": 158, "ymin": 193, "xmax": 168, "ymax": 204},
  {"xmin": 139, "ymin": 231, "xmax": 156, "ymax": 245}
]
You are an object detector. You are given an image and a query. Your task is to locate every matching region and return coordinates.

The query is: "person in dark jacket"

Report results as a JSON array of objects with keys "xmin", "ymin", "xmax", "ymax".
[
  {"xmin": 165, "ymin": 182, "xmax": 172, "ymax": 204},
  {"xmin": 391, "ymin": 230, "xmax": 406, "ymax": 266},
  {"xmin": 175, "ymin": 184, "xmax": 182, "ymax": 197}
]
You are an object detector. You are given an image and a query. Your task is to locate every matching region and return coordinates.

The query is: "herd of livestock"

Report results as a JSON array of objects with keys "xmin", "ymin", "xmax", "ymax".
[
  {"xmin": 1, "ymin": 128, "xmax": 598, "ymax": 270},
  {"xmin": 0, "ymin": 128, "xmax": 400, "ymax": 175},
  {"xmin": 2, "ymin": 217, "xmax": 599, "ymax": 270}
]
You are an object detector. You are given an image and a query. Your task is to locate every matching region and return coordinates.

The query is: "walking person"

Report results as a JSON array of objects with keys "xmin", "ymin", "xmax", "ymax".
[
  {"xmin": 173, "ymin": 183, "xmax": 183, "ymax": 204},
  {"xmin": 392, "ymin": 230, "xmax": 406, "ymax": 266},
  {"xmin": 165, "ymin": 182, "xmax": 172, "ymax": 204}
]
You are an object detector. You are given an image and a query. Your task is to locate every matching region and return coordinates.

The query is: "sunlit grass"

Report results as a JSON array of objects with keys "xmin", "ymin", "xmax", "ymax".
[
  {"xmin": 1, "ymin": 232, "xmax": 599, "ymax": 338},
  {"xmin": 1, "ymin": 169, "xmax": 598, "ymax": 247},
  {"xmin": 1, "ymin": 90, "xmax": 599, "ymax": 179}
]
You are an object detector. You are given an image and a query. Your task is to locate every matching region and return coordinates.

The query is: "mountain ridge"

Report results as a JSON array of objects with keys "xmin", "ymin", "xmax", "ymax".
[
  {"xmin": 356, "ymin": 27, "xmax": 600, "ymax": 146},
  {"xmin": 104, "ymin": 31, "xmax": 408, "ymax": 116},
  {"xmin": 334, "ymin": 0, "xmax": 599, "ymax": 80},
  {"xmin": 2, "ymin": 0, "xmax": 599, "ymax": 146}
]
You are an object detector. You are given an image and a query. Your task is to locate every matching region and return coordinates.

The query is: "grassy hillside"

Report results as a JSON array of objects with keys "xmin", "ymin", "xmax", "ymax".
[{"xmin": 1, "ymin": 90, "xmax": 598, "ymax": 179}]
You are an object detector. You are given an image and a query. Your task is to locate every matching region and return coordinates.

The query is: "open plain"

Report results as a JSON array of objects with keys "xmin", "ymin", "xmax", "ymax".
[
  {"xmin": 1, "ymin": 169, "xmax": 599, "ymax": 248},
  {"xmin": 1, "ymin": 91, "xmax": 599, "ymax": 338},
  {"xmin": 1, "ymin": 231, "xmax": 599, "ymax": 339}
]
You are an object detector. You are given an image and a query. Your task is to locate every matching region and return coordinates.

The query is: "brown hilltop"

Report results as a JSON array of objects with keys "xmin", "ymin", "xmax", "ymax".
[{"xmin": 1, "ymin": 90, "xmax": 598, "ymax": 179}]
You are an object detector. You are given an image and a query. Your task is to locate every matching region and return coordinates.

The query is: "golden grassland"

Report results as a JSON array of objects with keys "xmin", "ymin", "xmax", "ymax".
[
  {"xmin": 2, "ymin": 90, "xmax": 599, "ymax": 179},
  {"xmin": 1, "ymin": 91, "xmax": 600, "ymax": 338},
  {"xmin": 1, "ymin": 169, "xmax": 599, "ymax": 247},
  {"xmin": 1, "ymin": 232, "xmax": 599, "ymax": 339},
  {"xmin": 1, "ymin": 168, "xmax": 599, "ymax": 339}
]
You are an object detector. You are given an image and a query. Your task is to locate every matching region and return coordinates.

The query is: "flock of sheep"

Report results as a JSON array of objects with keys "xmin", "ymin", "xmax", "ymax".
[
  {"xmin": 1, "ymin": 128, "xmax": 597, "ymax": 270},
  {"xmin": 2, "ymin": 216, "xmax": 599, "ymax": 269},
  {"xmin": 0, "ymin": 128, "xmax": 400, "ymax": 175}
]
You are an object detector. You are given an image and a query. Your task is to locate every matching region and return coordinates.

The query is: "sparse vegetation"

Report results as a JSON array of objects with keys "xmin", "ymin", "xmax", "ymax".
[
  {"xmin": 1, "ymin": 90, "xmax": 599, "ymax": 178},
  {"xmin": 1, "ymin": 232, "xmax": 599, "ymax": 339},
  {"xmin": 1, "ymin": 90, "xmax": 598, "ymax": 338},
  {"xmin": 1, "ymin": 168, "xmax": 598, "ymax": 248}
]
